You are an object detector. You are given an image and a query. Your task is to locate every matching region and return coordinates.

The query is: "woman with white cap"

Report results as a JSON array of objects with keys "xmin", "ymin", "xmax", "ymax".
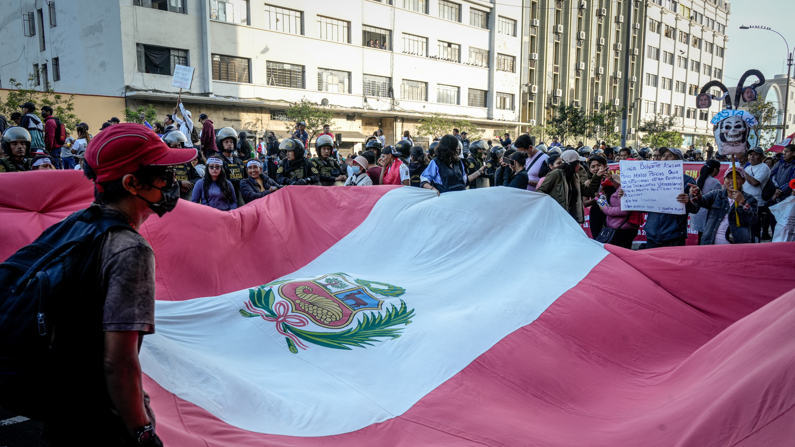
[
  {"xmin": 344, "ymin": 156, "xmax": 373, "ymax": 186},
  {"xmin": 191, "ymin": 156, "xmax": 237, "ymax": 211},
  {"xmin": 240, "ymin": 159, "xmax": 280, "ymax": 204},
  {"xmin": 537, "ymin": 149, "xmax": 605, "ymax": 223}
]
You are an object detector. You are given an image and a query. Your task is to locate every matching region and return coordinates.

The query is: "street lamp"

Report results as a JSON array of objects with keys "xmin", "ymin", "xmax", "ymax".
[{"xmin": 740, "ymin": 25, "xmax": 793, "ymax": 140}]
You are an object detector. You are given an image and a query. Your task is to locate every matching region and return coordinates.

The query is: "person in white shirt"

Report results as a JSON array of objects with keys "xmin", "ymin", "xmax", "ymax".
[
  {"xmin": 377, "ymin": 129, "xmax": 386, "ymax": 149},
  {"xmin": 171, "ymin": 99, "xmax": 194, "ymax": 147},
  {"xmin": 513, "ymin": 135, "xmax": 547, "ymax": 191},
  {"xmin": 344, "ymin": 156, "xmax": 373, "ymax": 186},
  {"xmin": 743, "ymin": 147, "xmax": 771, "ymax": 241}
]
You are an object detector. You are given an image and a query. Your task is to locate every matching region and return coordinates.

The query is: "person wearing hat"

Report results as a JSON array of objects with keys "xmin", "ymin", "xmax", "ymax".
[
  {"xmin": 192, "ymin": 156, "xmax": 238, "ymax": 210},
  {"xmin": 276, "ymin": 138, "xmax": 319, "ymax": 186},
  {"xmin": 163, "ymin": 130, "xmax": 202, "ymax": 200},
  {"xmin": 38, "ymin": 123, "xmax": 195, "ymax": 446},
  {"xmin": 465, "ymin": 140, "xmax": 488, "ymax": 189},
  {"xmin": 408, "ymin": 145, "xmax": 429, "ymax": 187},
  {"xmin": 344, "ymin": 156, "xmax": 373, "ymax": 186},
  {"xmin": 743, "ymin": 147, "xmax": 771, "ymax": 241},
  {"xmin": 240, "ymin": 159, "xmax": 280, "ymax": 203},
  {"xmin": 292, "ymin": 121, "xmax": 308, "ymax": 149},
  {"xmin": 214, "ymin": 127, "xmax": 246, "ymax": 203},
  {"xmin": 30, "ymin": 154, "xmax": 56, "ymax": 170},
  {"xmin": 19, "ymin": 102, "xmax": 45, "ymax": 152},
  {"xmin": 537, "ymin": 149, "xmax": 605, "ymax": 223},
  {"xmin": 689, "ymin": 166, "xmax": 758, "ymax": 245},
  {"xmin": 379, "ymin": 145, "xmax": 411, "ymax": 186},
  {"xmin": 312, "ymin": 135, "xmax": 346, "ymax": 186},
  {"xmin": 198, "ymin": 112, "xmax": 216, "ymax": 156},
  {"xmin": 0, "ymin": 127, "xmax": 33, "ymax": 172}
]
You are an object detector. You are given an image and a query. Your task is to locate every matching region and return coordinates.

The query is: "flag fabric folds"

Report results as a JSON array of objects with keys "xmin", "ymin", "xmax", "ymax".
[{"xmin": 1, "ymin": 170, "xmax": 795, "ymax": 447}]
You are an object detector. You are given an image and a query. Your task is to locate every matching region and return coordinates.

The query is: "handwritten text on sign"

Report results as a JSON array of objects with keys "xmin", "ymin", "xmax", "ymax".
[
  {"xmin": 619, "ymin": 160, "xmax": 685, "ymax": 215},
  {"xmin": 171, "ymin": 65, "xmax": 195, "ymax": 90}
]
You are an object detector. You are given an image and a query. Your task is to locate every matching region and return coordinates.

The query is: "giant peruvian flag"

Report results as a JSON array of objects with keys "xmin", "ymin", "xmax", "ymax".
[{"xmin": 2, "ymin": 171, "xmax": 795, "ymax": 446}]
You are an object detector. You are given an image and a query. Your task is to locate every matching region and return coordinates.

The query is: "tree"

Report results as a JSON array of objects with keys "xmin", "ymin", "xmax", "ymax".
[
  {"xmin": 0, "ymin": 69, "xmax": 81, "ymax": 130},
  {"xmin": 587, "ymin": 104, "xmax": 623, "ymax": 147},
  {"xmin": 694, "ymin": 135, "xmax": 711, "ymax": 150},
  {"xmin": 283, "ymin": 99, "xmax": 333, "ymax": 145},
  {"xmin": 740, "ymin": 101, "xmax": 778, "ymax": 149},
  {"xmin": 638, "ymin": 115, "xmax": 683, "ymax": 148},
  {"xmin": 547, "ymin": 103, "xmax": 587, "ymax": 145},
  {"xmin": 124, "ymin": 104, "xmax": 158, "ymax": 125}
]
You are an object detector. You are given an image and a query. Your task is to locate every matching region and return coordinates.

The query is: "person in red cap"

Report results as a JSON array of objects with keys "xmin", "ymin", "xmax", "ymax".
[{"xmin": 43, "ymin": 123, "xmax": 196, "ymax": 446}]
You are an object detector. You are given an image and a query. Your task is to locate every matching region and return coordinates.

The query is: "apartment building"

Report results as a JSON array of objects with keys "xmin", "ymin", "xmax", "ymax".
[
  {"xmin": 1, "ymin": 0, "xmax": 524, "ymax": 151},
  {"xmin": 520, "ymin": 0, "xmax": 646, "ymax": 146},
  {"xmin": 640, "ymin": 0, "xmax": 730, "ymax": 148}
]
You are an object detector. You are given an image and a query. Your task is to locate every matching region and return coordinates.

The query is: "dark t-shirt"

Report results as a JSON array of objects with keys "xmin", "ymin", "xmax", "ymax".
[{"xmin": 367, "ymin": 166, "xmax": 383, "ymax": 185}]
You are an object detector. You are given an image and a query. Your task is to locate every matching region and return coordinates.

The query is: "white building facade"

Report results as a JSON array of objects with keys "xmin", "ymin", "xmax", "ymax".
[
  {"xmin": 639, "ymin": 0, "xmax": 730, "ymax": 148},
  {"xmin": 1, "ymin": 0, "xmax": 524, "ymax": 150}
]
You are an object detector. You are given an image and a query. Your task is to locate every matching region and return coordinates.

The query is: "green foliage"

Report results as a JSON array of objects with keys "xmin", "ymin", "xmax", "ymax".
[
  {"xmin": 124, "ymin": 104, "xmax": 158, "ymax": 125},
  {"xmin": 639, "ymin": 115, "xmax": 683, "ymax": 148},
  {"xmin": 284, "ymin": 99, "xmax": 333, "ymax": 144},
  {"xmin": 0, "ymin": 71, "xmax": 81, "ymax": 130},
  {"xmin": 740, "ymin": 101, "xmax": 778, "ymax": 149},
  {"xmin": 547, "ymin": 103, "xmax": 587, "ymax": 145},
  {"xmin": 587, "ymin": 104, "xmax": 623, "ymax": 145},
  {"xmin": 694, "ymin": 135, "xmax": 711, "ymax": 150},
  {"xmin": 416, "ymin": 114, "xmax": 485, "ymax": 140}
]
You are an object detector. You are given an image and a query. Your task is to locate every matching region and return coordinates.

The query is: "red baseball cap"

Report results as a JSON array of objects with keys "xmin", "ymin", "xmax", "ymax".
[{"xmin": 86, "ymin": 123, "xmax": 197, "ymax": 185}]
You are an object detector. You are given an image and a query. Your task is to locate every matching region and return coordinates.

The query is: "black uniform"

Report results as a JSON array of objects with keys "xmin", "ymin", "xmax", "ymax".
[
  {"xmin": 276, "ymin": 157, "xmax": 320, "ymax": 186},
  {"xmin": 173, "ymin": 163, "xmax": 202, "ymax": 200},
  {"xmin": 216, "ymin": 152, "xmax": 246, "ymax": 197},
  {"xmin": 408, "ymin": 162, "xmax": 428, "ymax": 187},
  {"xmin": 465, "ymin": 154, "xmax": 484, "ymax": 189},
  {"xmin": 0, "ymin": 157, "xmax": 32, "ymax": 172},
  {"xmin": 312, "ymin": 156, "xmax": 345, "ymax": 186}
]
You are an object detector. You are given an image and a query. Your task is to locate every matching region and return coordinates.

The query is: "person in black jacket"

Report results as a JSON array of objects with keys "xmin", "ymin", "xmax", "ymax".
[
  {"xmin": 493, "ymin": 148, "xmax": 515, "ymax": 187},
  {"xmin": 163, "ymin": 130, "xmax": 201, "ymax": 200},
  {"xmin": 240, "ymin": 159, "xmax": 280, "ymax": 203},
  {"xmin": 502, "ymin": 151, "xmax": 529, "ymax": 189},
  {"xmin": 276, "ymin": 138, "xmax": 320, "ymax": 186},
  {"xmin": 408, "ymin": 146, "xmax": 428, "ymax": 187},
  {"xmin": 215, "ymin": 127, "xmax": 246, "ymax": 204}
]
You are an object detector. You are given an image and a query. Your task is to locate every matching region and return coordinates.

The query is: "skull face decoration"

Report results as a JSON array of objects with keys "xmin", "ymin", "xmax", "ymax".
[{"xmin": 715, "ymin": 114, "xmax": 751, "ymax": 156}]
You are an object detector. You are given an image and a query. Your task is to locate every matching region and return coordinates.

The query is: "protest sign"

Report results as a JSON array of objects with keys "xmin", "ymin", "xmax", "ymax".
[
  {"xmin": 172, "ymin": 65, "xmax": 195, "ymax": 90},
  {"xmin": 619, "ymin": 160, "xmax": 685, "ymax": 215},
  {"xmin": 769, "ymin": 197, "xmax": 795, "ymax": 242}
]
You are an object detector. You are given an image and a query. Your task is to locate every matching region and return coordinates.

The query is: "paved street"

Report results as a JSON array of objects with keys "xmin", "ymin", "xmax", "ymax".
[{"xmin": 0, "ymin": 408, "xmax": 46, "ymax": 447}]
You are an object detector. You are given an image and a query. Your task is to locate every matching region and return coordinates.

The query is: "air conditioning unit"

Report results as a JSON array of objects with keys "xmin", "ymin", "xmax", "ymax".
[
  {"xmin": 630, "ymin": 75, "xmax": 637, "ymax": 83},
  {"xmin": 632, "ymin": 48, "xmax": 639, "ymax": 56},
  {"xmin": 596, "ymin": 95, "xmax": 604, "ymax": 103},
  {"xmin": 598, "ymin": 8, "xmax": 607, "ymax": 16},
  {"xmin": 579, "ymin": 1, "xmax": 587, "ymax": 9},
  {"xmin": 555, "ymin": 89, "xmax": 563, "ymax": 97},
  {"xmin": 614, "ymin": 125, "xmax": 620, "ymax": 132},
  {"xmin": 532, "ymin": 19, "xmax": 540, "ymax": 27},
  {"xmin": 614, "ymin": 43, "xmax": 622, "ymax": 51},
  {"xmin": 555, "ymin": 24, "xmax": 564, "ymax": 34},
  {"xmin": 614, "ymin": 99, "xmax": 620, "ymax": 107},
  {"xmin": 578, "ymin": 31, "xmax": 586, "ymax": 40},
  {"xmin": 616, "ymin": 15, "xmax": 624, "ymax": 23},
  {"xmin": 530, "ymin": 53, "xmax": 539, "ymax": 60},
  {"xmin": 598, "ymin": 37, "xmax": 605, "ymax": 46},
  {"xmin": 529, "ymin": 119, "xmax": 537, "ymax": 126},
  {"xmin": 634, "ymin": 22, "xmax": 641, "ymax": 29},
  {"xmin": 531, "ymin": 84, "xmax": 538, "ymax": 94},
  {"xmin": 578, "ymin": 62, "xmax": 586, "ymax": 70},
  {"xmin": 597, "ymin": 67, "xmax": 605, "ymax": 75},
  {"xmin": 614, "ymin": 71, "xmax": 622, "ymax": 79},
  {"xmin": 630, "ymin": 128, "xmax": 636, "ymax": 134}
]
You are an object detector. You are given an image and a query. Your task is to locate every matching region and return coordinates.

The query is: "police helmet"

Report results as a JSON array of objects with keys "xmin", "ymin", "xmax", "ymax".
[
  {"xmin": 410, "ymin": 146, "xmax": 424, "ymax": 160},
  {"xmin": 547, "ymin": 146, "xmax": 563, "ymax": 155},
  {"xmin": 536, "ymin": 143, "xmax": 548, "ymax": 153},
  {"xmin": 298, "ymin": 121, "xmax": 307, "ymax": 126},
  {"xmin": 469, "ymin": 140, "xmax": 488, "ymax": 154},
  {"xmin": 429, "ymin": 140, "xmax": 440, "ymax": 151},
  {"xmin": 631, "ymin": 149, "xmax": 639, "ymax": 158},
  {"xmin": 1, "ymin": 126, "xmax": 32, "ymax": 156},
  {"xmin": 579, "ymin": 146, "xmax": 593, "ymax": 157},
  {"xmin": 316, "ymin": 134, "xmax": 335, "ymax": 151},
  {"xmin": 280, "ymin": 138, "xmax": 306, "ymax": 159},
  {"xmin": 216, "ymin": 127, "xmax": 238, "ymax": 151},
  {"xmin": 162, "ymin": 130, "xmax": 188, "ymax": 148},
  {"xmin": 395, "ymin": 140, "xmax": 412, "ymax": 159},
  {"xmin": 365, "ymin": 139, "xmax": 383, "ymax": 151}
]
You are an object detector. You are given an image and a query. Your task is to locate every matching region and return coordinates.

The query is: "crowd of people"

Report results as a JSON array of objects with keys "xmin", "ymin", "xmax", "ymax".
[{"xmin": 2, "ymin": 101, "xmax": 794, "ymax": 248}]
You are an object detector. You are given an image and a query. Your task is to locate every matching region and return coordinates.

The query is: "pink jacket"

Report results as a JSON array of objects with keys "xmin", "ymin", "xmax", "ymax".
[{"xmin": 601, "ymin": 189, "xmax": 639, "ymax": 230}]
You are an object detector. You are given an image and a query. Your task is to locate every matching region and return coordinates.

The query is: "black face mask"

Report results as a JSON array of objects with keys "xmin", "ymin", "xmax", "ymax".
[{"xmin": 137, "ymin": 181, "xmax": 180, "ymax": 218}]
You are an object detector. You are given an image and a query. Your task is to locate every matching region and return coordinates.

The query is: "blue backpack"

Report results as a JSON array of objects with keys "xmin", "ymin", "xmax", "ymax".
[{"xmin": 0, "ymin": 205, "xmax": 132, "ymax": 419}]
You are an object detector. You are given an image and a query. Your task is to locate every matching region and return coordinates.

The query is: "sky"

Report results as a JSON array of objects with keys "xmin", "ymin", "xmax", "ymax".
[{"xmin": 724, "ymin": 0, "xmax": 795, "ymax": 84}]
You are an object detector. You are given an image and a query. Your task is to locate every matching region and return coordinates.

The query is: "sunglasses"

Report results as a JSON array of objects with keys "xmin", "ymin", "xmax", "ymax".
[{"xmin": 208, "ymin": 165, "xmax": 223, "ymax": 170}]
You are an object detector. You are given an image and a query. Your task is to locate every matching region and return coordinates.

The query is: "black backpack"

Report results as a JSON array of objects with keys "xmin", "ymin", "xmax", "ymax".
[
  {"xmin": 761, "ymin": 178, "xmax": 777, "ymax": 202},
  {"xmin": 0, "ymin": 206, "xmax": 132, "ymax": 419}
]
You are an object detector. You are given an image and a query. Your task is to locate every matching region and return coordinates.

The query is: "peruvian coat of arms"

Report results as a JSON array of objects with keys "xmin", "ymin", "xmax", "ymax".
[{"xmin": 239, "ymin": 273, "xmax": 414, "ymax": 354}]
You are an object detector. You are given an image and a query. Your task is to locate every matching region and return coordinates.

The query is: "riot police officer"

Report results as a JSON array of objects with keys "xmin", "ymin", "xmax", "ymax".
[
  {"xmin": 394, "ymin": 140, "xmax": 411, "ymax": 165},
  {"xmin": 0, "ymin": 127, "xmax": 33, "ymax": 172},
  {"xmin": 466, "ymin": 140, "xmax": 489, "ymax": 188},
  {"xmin": 312, "ymin": 135, "xmax": 346, "ymax": 186},
  {"xmin": 163, "ymin": 130, "xmax": 201, "ymax": 200},
  {"xmin": 365, "ymin": 138, "xmax": 382, "ymax": 159},
  {"xmin": 408, "ymin": 146, "xmax": 428, "ymax": 187},
  {"xmin": 276, "ymin": 138, "xmax": 319, "ymax": 186},
  {"xmin": 215, "ymin": 127, "xmax": 246, "ymax": 203},
  {"xmin": 428, "ymin": 140, "xmax": 439, "ymax": 160}
]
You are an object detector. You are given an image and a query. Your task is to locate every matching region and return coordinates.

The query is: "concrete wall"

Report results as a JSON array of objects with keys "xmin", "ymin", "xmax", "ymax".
[{"xmin": 0, "ymin": 90, "xmax": 126, "ymax": 133}]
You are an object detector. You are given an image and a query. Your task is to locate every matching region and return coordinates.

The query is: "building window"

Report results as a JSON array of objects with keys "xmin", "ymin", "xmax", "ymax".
[
  {"xmin": 703, "ymin": 64, "xmax": 711, "ymax": 75},
  {"xmin": 692, "ymin": 36, "xmax": 701, "ymax": 49},
  {"xmin": 438, "ymin": 41, "xmax": 460, "ymax": 62},
  {"xmin": 470, "ymin": 8, "xmax": 488, "ymax": 29},
  {"xmin": 137, "ymin": 44, "xmax": 188, "ymax": 75},
  {"xmin": 704, "ymin": 42, "xmax": 713, "ymax": 54},
  {"xmin": 661, "ymin": 77, "xmax": 672, "ymax": 90},
  {"xmin": 133, "ymin": 0, "xmax": 186, "ymax": 14},
  {"xmin": 645, "ymin": 73, "xmax": 658, "ymax": 87},
  {"xmin": 52, "ymin": 57, "xmax": 60, "ymax": 81},
  {"xmin": 677, "ymin": 55, "xmax": 688, "ymax": 68},
  {"xmin": 469, "ymin": 47, "xmax": 489, "ymax": 68},
  {"xmin": 212, "ymin": 54, "xmax": 250, "ymax": 83},
  {"xmin": 674, "ymin": 105, "xmax": 683, "ymax": 117},
  {"xmin": 318, "ymin": 68, "xmax": 351, "ymax": 94},
  {"xmin": 690, "ymin": 60, "xmax": 700, "ymax": 72},
  {"xmin": 401, "ymin": 79, "xmax": 427, "ymax": 101},
  {"xmin": 675, "ymin": 81, "xmax": 686, "ymax": 93},
  {"xmin": 686, "ymin": 108, "xmax": 696, "ymax": 119},
  {"xmin": 264, "ymin": 4, "xmax": 302, "ymax": 35},
  {"xmin": 363, "ymin": 25, "xmax": 391, "ymax": 50},
  {"xmin": 646, "ymin": 46, "xmax": 660, "ymax": 61},
  {"xmin": 648, "ymin": 19, "xmax": 660, "ymax": 34},
  {"xmin": 468, "ymin": 88, "xmax": 487, "ymax": 107},
  {"xmin": 23, "ymin": 12, "xmax": 36, "ymax": 37},
  {"xmin": 266, "ymin": 61, "xmax": 304, "ymax": 88},
  {"xmin": 715, "ymin": 46, "xmax": 724, "ymax": 57},
  {"xmin": 497, "ymin": 16, "xmax": 517, "ymax": 36},
  {"xmin": 437, "ymin": 84, "xmax": 459, "ymax": 104},
  {"xmin": 688, "ymin": 84, "xmax": 699, "ymax": 95},
  {"xmin": 496, "ymin": 54, "xmax": 515, "ymax": 73},
  {"xmin": 438, "ymin": 0, "xmax": 460, "ymax": 22},
  {"xmin": 664, "ymin": 25, "xmax": 676, "ymax": 39},
  {"xmin": 699, "ymin": 110, "xmax": 708, "ymax": 121},
  {"xmin": 644, "ymin": 100, "xmax": 655, "ymax": 114},
  {"xmin": 317, "ymin": 16, "xmax": 349, "ymax": 43},
  {"xmin": 363, "ymin": 74, "xmax": 391, "ymax": 97},
  {"xmin": 678, "ymin": 31, "xmax": 689, "ymax": 45},
  {"xmin": 399, "ymin": 0, "xmax": 427, "ymax": 14},
  {"xmin": 660, "ymin": 103, "xmax": 671, "ymax": 115},
  {"xmin": 496, "ymin": 92, "xmax": 513, "ymax": 110},
  {"xmin": 662, "ymin": 51, "xmax": 674, "ymax": 65},
  {"xmin": 37, "ymin": 9, "xmax": 45, "ymax": 51},
  {"xmin": 402, "ymin": 33, "xmax": 428, "ymax": 56},
  {"xmin": 48, "ymin": 2, "xmax": 56, "ymax": 27},
  {"xmin": 33, "ymin": 64, "xmax": 40, "ymax": 86},
  {"xmin": 210, "ymin": 0, "xmax": 249, "ymax": 25},
  {"xmin": 714, "ymin": 68, "xmax": 722, "ymax": 79}
]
